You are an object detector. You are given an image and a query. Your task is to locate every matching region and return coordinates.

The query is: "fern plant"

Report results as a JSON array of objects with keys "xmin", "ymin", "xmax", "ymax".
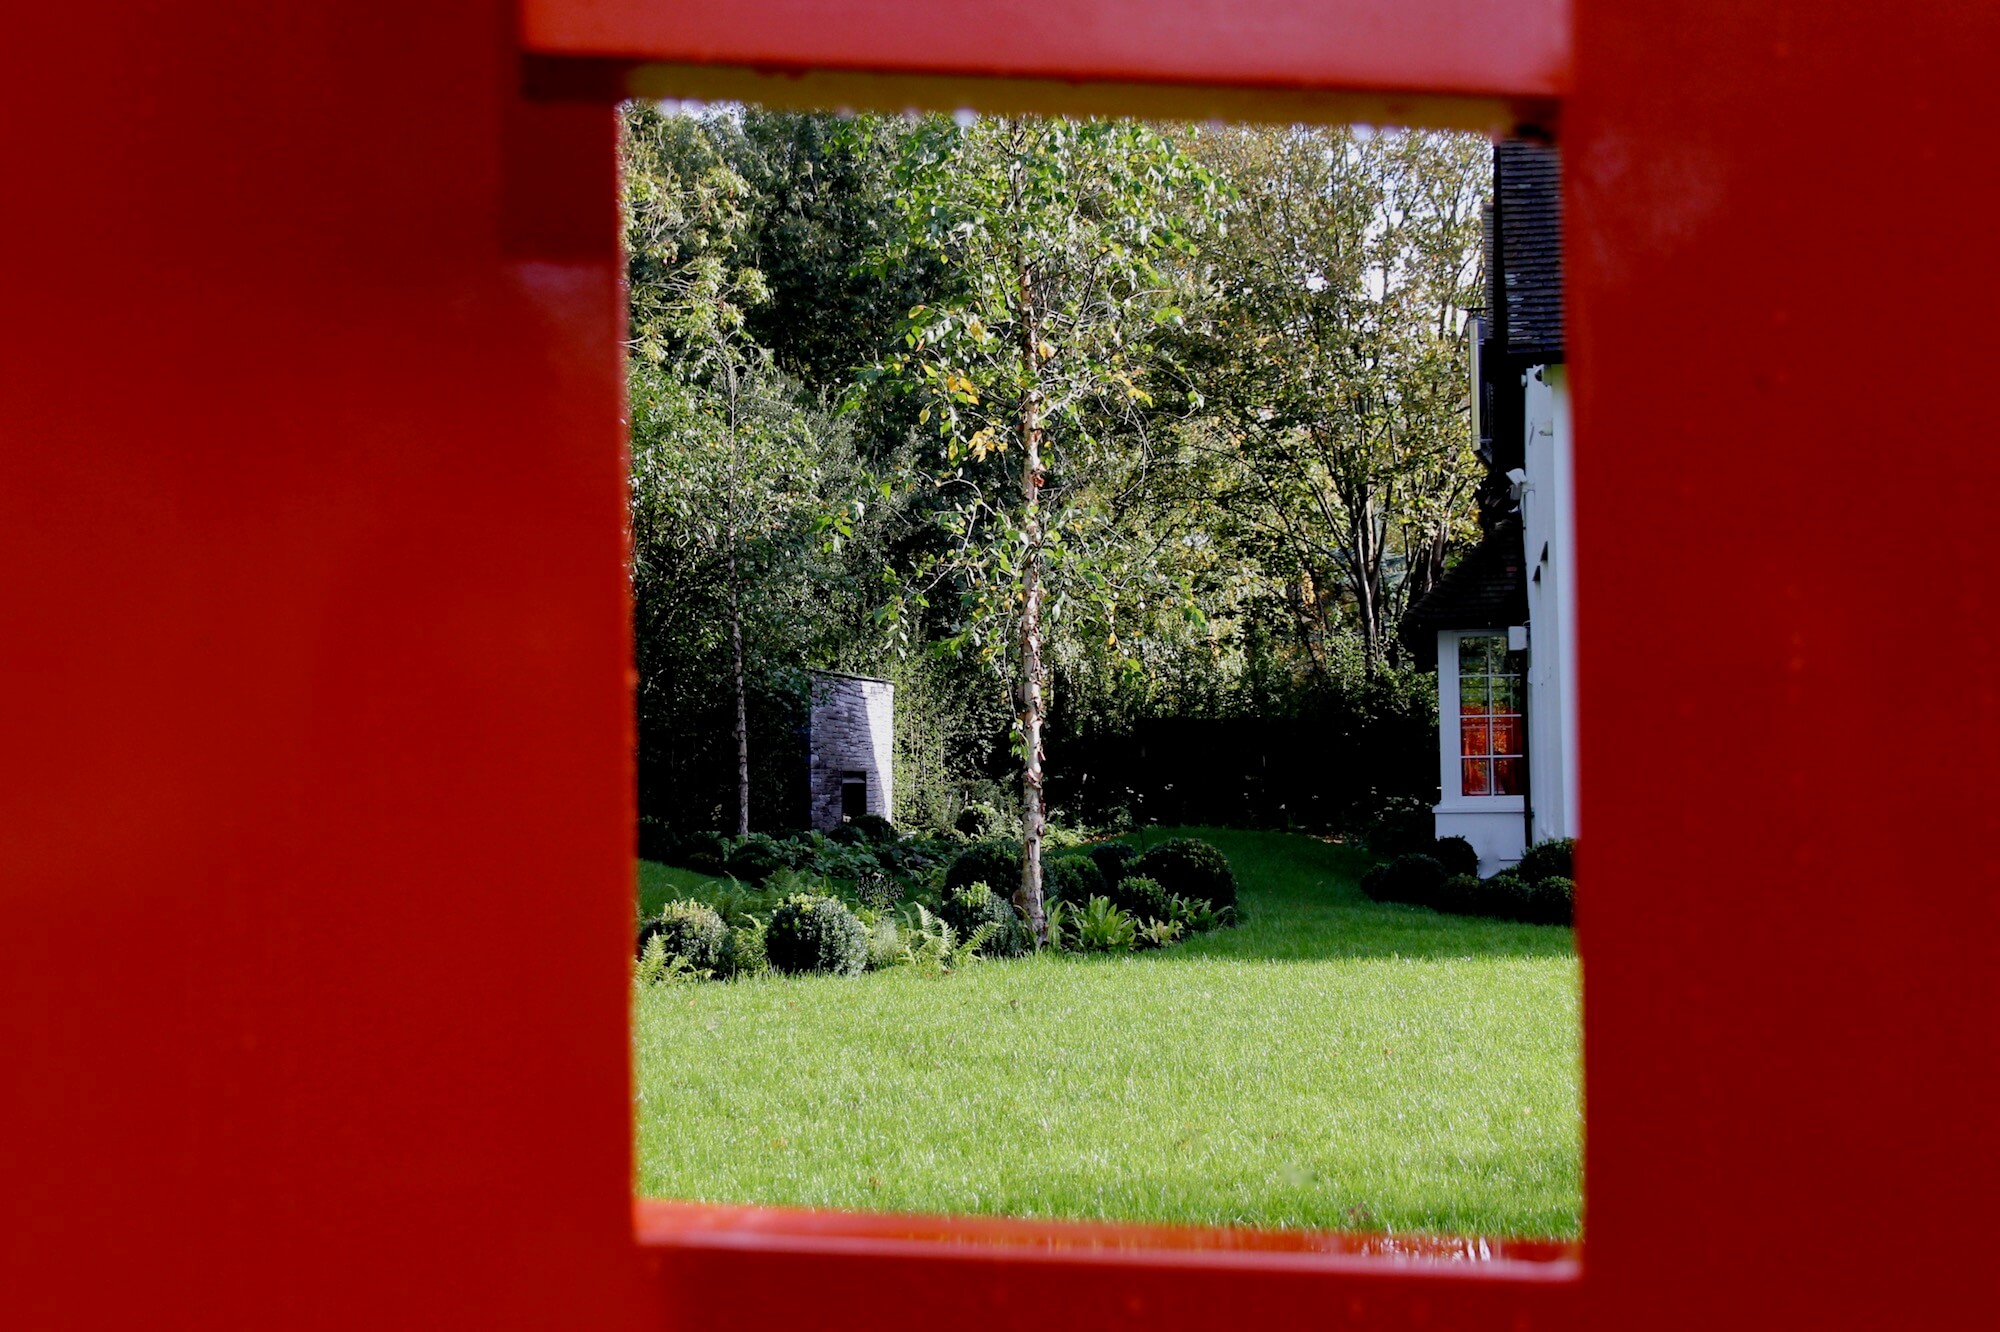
[
  {"xmin": 896, "ymin": 904, "xmax": 996, "ymax": 975},
  {"xmin": 634, "ymin": 934, "xmax": 706, "ymax": 986},
  {"xmin": 1073, "ymin": 896, "xmax": 1137, "ymax": 953}
]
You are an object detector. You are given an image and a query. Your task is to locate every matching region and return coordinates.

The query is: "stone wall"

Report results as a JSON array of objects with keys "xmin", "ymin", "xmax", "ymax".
[{"xmin": 807, "ymin": 672, "xmax": 894, "ymax": 830}]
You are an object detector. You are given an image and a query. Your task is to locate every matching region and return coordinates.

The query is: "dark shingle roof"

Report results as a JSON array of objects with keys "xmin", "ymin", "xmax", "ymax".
[
  {"xmin": 1401, "ymin": 518, "xmax": 1528, "ymax": 644},
  {"xmin": 1494, "ymin": 140, "xmax": 1563, "ymax": 361}
]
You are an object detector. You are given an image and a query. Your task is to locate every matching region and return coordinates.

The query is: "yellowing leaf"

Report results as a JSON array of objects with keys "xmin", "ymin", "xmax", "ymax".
[{"xmin": 1037, "ymin": 340, "xmax": 1056, "ymax": 361}]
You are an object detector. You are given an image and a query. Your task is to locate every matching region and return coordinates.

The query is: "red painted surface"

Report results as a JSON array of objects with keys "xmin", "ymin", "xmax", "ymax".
[
  {"xmin": 523, "ymin": 0, "xmax": 1571, "ymax": 100},
  {"xmin": 4, "ymin": 1, "xmax": 1996, "ymax": 1330}
]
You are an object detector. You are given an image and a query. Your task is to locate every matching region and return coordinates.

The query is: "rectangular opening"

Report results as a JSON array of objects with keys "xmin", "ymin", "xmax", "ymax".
[{"xmin": 622, "ymin": 89, "xmax": 1580, "ymax": 1274}]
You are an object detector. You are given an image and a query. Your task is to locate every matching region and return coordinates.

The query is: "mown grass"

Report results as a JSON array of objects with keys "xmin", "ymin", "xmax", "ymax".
[{"xmin": 632, "ymin": 827, "xmax": 1580, "ymax": 1237}]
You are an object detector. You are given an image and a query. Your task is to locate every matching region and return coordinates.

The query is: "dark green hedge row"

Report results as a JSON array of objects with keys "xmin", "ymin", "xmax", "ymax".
[{"xmin": 1360, "ymin": 838, "xmax": 1575, "ymax": 927}]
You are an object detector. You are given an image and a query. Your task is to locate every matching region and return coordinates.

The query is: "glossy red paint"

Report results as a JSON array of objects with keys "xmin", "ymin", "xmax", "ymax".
[
  {"xmin": 522, "ymin": 0, "xmax": 1571, "ymax": 100},
  {"xmin": 4, "ymin": 2, "xmax": 1995, "ymax": 1331}
]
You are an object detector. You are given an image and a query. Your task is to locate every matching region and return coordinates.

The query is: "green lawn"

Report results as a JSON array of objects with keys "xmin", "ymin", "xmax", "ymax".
[{"xmin": 633, "ymin": 827, "xmax": 1581, "ymax": 1237}]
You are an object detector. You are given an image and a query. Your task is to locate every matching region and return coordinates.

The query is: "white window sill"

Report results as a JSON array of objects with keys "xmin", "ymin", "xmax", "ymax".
[{"xmin": 1433, "ymin": 797, "xmax": 1526, "ymax": 815}]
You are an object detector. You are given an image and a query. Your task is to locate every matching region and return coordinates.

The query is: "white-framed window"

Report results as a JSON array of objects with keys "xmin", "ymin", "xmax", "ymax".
[{"xmin": 1438, "ymin": 629, "xmax": 1527, "ymax": 808}]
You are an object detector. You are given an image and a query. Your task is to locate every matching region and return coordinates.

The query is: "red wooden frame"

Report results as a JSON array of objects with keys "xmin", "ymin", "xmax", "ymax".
[{"xmin": 4, "ymin": 2, "xmax": 1994, "ymax": 1330}]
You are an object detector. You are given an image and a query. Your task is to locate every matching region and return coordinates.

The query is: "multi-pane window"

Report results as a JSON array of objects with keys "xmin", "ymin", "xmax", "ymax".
[{"xmin": 1458, "ymin": 634, "xmax": 1525, "ymax": 796}]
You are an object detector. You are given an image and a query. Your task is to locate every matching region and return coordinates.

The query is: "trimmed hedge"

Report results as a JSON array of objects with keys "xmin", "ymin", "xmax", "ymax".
[
  {"xmin": 1042, "ymin": 855, "xmax": 1107, "ymax": 907},
  {"xmin": 848, "ymin": 813, "xmax": 898, "ymax": 845},
  {"xmin": 764, "ymin": 894, "xmax": 869, "ymax": 976},
  {"xmin": 1516, "ymin": 838, "xmax": 1575, "ymax": 885},
  {"xmin": 1133, "ymin": 838, "xmax": 1236, "ymax": 913},
  {"xmin": 938, "ymin": 882, "xmax": 1033, "ymax": 958},
  {"xmin": 724, "ymin": 834, "xmax": 787, "ymax": 884},
  {"xmin": 945, "ymin": 841, "xmax": 1022, "ymax": 899},
  {"xmin": 1085, "ymin": 841, "xmax": 1138, "ymax": 887},
  {"xmin": 635, "ymin": 899, "xmax": 730, "ymax": 974},
  {"xmin": 1366, "ymin": 856, "xmax": 1574, "ymax": 927},
  {"xmin": 1433, "ymin": 835, "xmax": 1479, "ymax": 879},
  {"xmin": 1105, "ymin": 873, "xmax": 1174, "ymax": 923}
]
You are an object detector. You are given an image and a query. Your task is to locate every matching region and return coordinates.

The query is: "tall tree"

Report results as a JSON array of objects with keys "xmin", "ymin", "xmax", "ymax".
[
  {"xmin": 1180, "ymin": 126, "xmax": 1488, "ymax": 670},
  {"xmin": 621, "ymin": 102, "xmax": 772, "ymax": 835},
  {"xmin": 870, "ymin": 115, "xmax": 1212, "ymax": 936}
]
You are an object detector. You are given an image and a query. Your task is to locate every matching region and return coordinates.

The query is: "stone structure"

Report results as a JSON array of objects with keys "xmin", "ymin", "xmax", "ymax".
[{"xmin": 806, "ymin": 671, "xmax": 894, "ymax": 830}]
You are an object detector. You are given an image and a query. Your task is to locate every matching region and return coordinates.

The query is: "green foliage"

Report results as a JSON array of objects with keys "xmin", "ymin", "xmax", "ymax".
[
  {"xmin": 1516, "ymin": 839, "xmax": 1576, "ymax": 885},
  {"xmin": 1532, "ymin": 876, "xmax": 1576, "ymax": 927},
  {"xmin": 1133, "ymin": 917, "xmax": 1186, "ymax": 950},
  {"xmin": 1133, "ymin": 838, "xmax": 1237, "ymax": 913},
  {"xmin": 1434, "ymin": 873, "xmax": 1484, "ymax": 917},
  {"xmin": 847, "ymin": 812, "xmax": 899, "ymax": 844},
  {"xmin": 1042, "ymin": 854, "xmax": 1107, "ymax": 907},
  {"xmin": 1086, "ymin": 841, "xmax": 1138, "ymax": 887},
  {"xmin": 953, "ymin": 800, "xmax": 1018, "ymax": 840},
  {"xmin": 938, "ymin": 882, "xmax": 1032, "ymax": 960},
  {"xmin": 944, "ymin": 841, "xmax": 1022, "ymax": 899},
  {"xmin": 1177, "ymin": 126, "xmax": 1489, "ymax": 666},
  {"xmin": 1072, "ymin": 896, "xmax": 1139, "ymax": 953},
  {"xmin": 1374, "ymin": 853, "xmax": 1447, "ymax": 908},
  {"xmin": 636, "ymin": 899, "xmax": 731, "ymax": 977},
  {"xmin": 725, "ymin": 919, "xmax": 769, "ymax": 978},
  {"xmin": 763, "ymin": 894, "xmax": 869, "ymax": 976},
  {"xmin": 1366, "ymin": 795, "xmax": 1440, "ymax": 859},
  {"xmin": 893, "ymin": 904, "xmax": 996, "ymax": 975},
  {"xmin": 1103, "ymin": 872, "xmax": 1173, "ymax": 923},
  {"xmin": 863, "ymin": 913, "xmax": 905, "ymax": 970},
  {"xmin": 620, "ymin": 107, "xmax": 1491, "ymax": 857},
  {"xmin": 1433, "ymin": 835, "xmax": 1479, "ymax": 879},
  {"xmin": 637, "ymin": 816, "xmax": 679, "ymax": 864},
  {"xmin": 634, "ymin": 935, "xmax": 704, "ymax": 987},
  {"xmin": 724, "ymin": 834, "xmax": 789, "ymax": 885}
]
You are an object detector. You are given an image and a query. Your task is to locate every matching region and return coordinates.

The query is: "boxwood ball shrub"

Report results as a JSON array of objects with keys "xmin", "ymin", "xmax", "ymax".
[
  {"xmin": 1133, "ymin": 838, "xmax": 1236, "ymax": 913},
  {"xmin": 724, "ymin": 835, "xmax": 787, "ymax": 885},
  {"xmin": 848, "ymin": 813, "xmax": 898, "ymax": 845},
  {"xmin": 1086, "ymin": 841, "xmax": 1138, "ymax": 887},
  {"xmin": 1378, "ymin": 852, "xmax": 1447, "ymax": 908},
  {"xmin": 1433, "ymin": 873, "xmax": 1484, "ymax": 917},
  {"xmin": 635, "ymin": 899, "xmax": 729, "ymax": 974},
  {"xmin": 1516, "ymin": 837, "xmax": 1576, "ymax": 884},
  {"xmin": 1042, "ymin": 854, "xmax": 1107, "ymax": 906},
  {"xmin": 944, "ymin": 841, "xmax": 1022, "ymax": 899},
  {"xmin": 763, "ymin": 894, "xmax": 868, "ymax": 976},
  {"xmin": 938, "ymin": 882, "xmax": 1033, "ymax": 958},
  {"xmin": 1106, "ymin": 873, "xmax": 1173, "ymax": 923},
  {"xmin": 1433, "ymin": 835, "xmax": 1480, "ymax": 879},
  {"xmin": 1530, "ymin": 875, "xmax": 1575, "ymax": 926},
  {"xmin": 1485, "ymin": 873, "xmax": 1536, "ymax": 922}
]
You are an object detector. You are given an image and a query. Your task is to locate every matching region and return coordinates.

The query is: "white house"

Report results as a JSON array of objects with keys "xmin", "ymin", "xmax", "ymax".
[{"xmin": 1403, "ymin": 140, "xmax": 1574, "ymax": 875}]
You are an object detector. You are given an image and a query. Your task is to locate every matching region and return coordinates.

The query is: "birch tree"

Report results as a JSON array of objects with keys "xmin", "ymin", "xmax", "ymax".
[{"xmin": 869, "ymin": 116, "xmax": 1212, "ymax": 937}]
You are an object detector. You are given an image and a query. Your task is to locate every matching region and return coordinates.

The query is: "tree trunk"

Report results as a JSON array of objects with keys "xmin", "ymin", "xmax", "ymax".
[
  {"xmin": 728, "ymin": 550, "xmax": 749, "ymax": 838},
  {"xmin": 724, "ymin": 356, "xmax": 750, "ymax": 838},
  {"xmin": 1014, "ymin": 272, "xmax": 1049, "ymax": 944}
]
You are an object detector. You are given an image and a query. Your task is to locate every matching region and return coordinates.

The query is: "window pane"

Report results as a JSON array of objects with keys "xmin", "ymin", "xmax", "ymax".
[
  {"xmin": 1462, "ymin": 758, "xmax": 1492, "ymax": 796},
  {"xmin": 1493, "ymin": 756, "xmax": 1524, "ymax": 794},
  {"xmin": 1491, "ymin": 676, "xmax": 1523, "ymax": 713},
  {"xmin": 1460, "ymin": 675, "xmax": 1490, "ymax": 712},
  {"xmin": 1489, "ymin": 715, "xmax": 1521, "ymax": 755},
  {"xmin": 1458, "ymin": 635, "xmax": 1497, "ymax": 673},
  {"xmin": 1461, "ymin": 718, "xmax": 1491, "ymax": 756}
]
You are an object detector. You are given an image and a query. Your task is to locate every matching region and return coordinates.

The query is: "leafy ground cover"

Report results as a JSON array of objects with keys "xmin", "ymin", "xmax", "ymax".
[{"xmin": 633, "ymin": 827, "xmax": 1580, "ymax": 1237}]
